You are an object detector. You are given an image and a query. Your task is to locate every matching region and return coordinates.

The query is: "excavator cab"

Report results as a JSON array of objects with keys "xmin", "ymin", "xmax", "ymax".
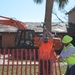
[{"xmin": 15, "ymin": 29, "xmax": 35, "ymax": 48}]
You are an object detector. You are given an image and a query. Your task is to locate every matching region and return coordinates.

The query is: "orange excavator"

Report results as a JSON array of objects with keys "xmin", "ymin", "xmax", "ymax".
[
  {"xmin": 0, "ymin": 16, "xmax": 27, "ymax": 29},
  {"xmin": 0, "ymin": 16, "xmax": 38, "ymax": 48}
]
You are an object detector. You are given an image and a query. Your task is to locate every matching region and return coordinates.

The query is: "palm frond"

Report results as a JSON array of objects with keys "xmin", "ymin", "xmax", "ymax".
[
  {"xmin": 55, "ymin": 0, "xmax": 69, "ymax": 9},
  {"xmin": 33, "ymin": 0, "xmax": 43, "ymax": 4}
]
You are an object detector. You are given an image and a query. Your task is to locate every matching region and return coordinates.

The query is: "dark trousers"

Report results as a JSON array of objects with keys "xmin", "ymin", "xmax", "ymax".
[
  {"xmin": 65, "ymin": 65, "xmax": 75, "ymax": 75},
  {"xmin": 39, "ymin": 59, "xmax": 50, "ymax": 75}
]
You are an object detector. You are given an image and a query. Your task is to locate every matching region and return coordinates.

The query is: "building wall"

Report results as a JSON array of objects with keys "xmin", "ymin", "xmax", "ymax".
[
  {"xmin": 2, "ymin": 33, "xmax": 16, "ymax": 48},
  {"xmin": 68, "ymin": 10, "xmax": 75, "ymax": 24}
]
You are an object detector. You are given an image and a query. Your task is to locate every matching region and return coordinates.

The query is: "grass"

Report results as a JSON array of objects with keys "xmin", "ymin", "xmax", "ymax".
[
  {"xmin": 0, "ymin": 65, "xmax": 39, "ymax": 75},
  {"xmin": 61, "ymin": 65, "xmax": 67, "ymax": 75}
]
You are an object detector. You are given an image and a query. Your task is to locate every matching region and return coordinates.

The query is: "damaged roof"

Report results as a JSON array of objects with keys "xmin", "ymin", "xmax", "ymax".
[
  {"xmin": 0, "ymin": 24, "xmax": 18, "ymax": 32},
  {"xmin": 0, "ymin": 22, "xmax": 67, "ymax": 33},
  {"xmin": 26, "ymin": 22, "xmax": 67, "ymax": 33}
]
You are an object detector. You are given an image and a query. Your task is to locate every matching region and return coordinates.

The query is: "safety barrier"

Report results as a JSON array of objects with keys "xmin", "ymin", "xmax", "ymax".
[
  {"xmin": 0, "ymin": 48, "xmax": 62, "ymax": 75},
  {"xmin": 50, "ymin": 51, "xmax": 62, "ymax": 75}
]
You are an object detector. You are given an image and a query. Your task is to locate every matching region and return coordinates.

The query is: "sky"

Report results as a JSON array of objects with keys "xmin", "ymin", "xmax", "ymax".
[{"xmin": 0, "ymin": 0, "xmax": 75, "ymax": 22}]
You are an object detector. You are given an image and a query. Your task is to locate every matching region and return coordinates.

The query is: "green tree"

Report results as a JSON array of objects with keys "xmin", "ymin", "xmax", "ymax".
[{"xmin": 33, "ymin": 0, "xmax": 69, "ymax": 32}]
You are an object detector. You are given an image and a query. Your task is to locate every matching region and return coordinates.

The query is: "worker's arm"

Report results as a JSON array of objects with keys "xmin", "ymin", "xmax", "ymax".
[
  {"xmin": 60, "ymin": 47, "xmax": 75, "ymax": 58},
  {"xmin": 46, "ymin": 30, "xmax": 53, "ymax": 41},
  {"xmin": 58, "ymin": 47, "xmax": 75, "ymax": 61},
  {"xmin": 39, "ymin": 32, "xmax": 47, "ymax": 44},
  {"xmin": 44, "ymin": 26, "xmax": 53, "ymax": 41}
]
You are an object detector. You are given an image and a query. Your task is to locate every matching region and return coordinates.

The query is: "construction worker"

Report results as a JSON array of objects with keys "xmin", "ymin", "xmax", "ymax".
[
  {"xmin": 39, "ymin": 29, "xmax": 53, "ymax": 75},
  {"xmin": 58, "ymin": 35, "xmax": 75, "ymax": 75}
]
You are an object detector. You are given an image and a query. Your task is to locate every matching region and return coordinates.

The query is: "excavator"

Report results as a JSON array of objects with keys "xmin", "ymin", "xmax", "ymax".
[{"xmin": 0, "ymin": 16, "xmax": 38, "ymax": 48}]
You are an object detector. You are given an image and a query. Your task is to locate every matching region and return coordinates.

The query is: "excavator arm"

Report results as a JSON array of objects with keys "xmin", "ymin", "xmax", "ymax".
[{"xmin": 0, "ymin": 16, "xmax": 27, "ymax": 29}]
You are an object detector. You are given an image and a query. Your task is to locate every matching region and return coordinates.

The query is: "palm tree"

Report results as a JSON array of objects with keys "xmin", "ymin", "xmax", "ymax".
[{"xmin": 33, "ymin": 0, "xmax": 69, "ymax": 32}]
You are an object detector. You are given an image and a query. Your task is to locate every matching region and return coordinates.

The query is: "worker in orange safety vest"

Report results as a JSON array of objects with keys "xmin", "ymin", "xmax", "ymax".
[{"xmin": 39, "ymin": 29, "xmax": 53, "ymax": 75}]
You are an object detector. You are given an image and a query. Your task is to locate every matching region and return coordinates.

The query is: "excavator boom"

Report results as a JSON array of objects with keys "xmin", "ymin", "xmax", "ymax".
[{"xmin": 0, "ymin": 16, "xmax": 27, "ymax": 29}]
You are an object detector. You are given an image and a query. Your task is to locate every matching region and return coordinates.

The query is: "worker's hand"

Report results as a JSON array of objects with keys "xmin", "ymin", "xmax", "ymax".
[{"xmin": 57, "ymin": 56, "xmax": 62, "ymax": 61}]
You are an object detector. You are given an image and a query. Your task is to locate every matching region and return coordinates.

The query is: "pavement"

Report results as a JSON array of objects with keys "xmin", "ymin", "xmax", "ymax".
[
  {"xmin": 0, "ymin": 54, "xmax": 38, "ymax": 65},
  {"xmin": 0, "ymin": 54, "xmax": 67, "ymax": 66}
]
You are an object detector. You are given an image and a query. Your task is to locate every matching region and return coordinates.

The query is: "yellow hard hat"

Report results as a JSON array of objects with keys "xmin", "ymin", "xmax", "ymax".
[{"xmin": 62, "ymin": 35, "xmax": 73, "ymax": 43}]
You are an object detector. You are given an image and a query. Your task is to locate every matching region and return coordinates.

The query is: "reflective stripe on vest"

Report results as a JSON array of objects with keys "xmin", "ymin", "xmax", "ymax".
[{"xmin": 64, "ymin": 43, "xmax": 75, "ymax": 64}]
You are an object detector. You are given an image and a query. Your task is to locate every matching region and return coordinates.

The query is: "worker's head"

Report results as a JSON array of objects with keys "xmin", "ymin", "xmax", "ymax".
[
  {"xmin": 44, "ymin": 36, "xmax": 49, "ymax": 43},
  {"xmin": 62, "ymin": 35, "xmax": 73, "ymax": 46}
]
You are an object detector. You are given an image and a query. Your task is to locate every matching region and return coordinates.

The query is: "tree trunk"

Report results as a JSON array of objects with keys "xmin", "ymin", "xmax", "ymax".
[{"xmin": 44, "ymin": 0, "xmax": 54, "ymax": 32}]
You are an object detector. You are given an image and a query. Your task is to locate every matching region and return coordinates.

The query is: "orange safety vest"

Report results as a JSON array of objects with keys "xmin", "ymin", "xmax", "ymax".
[{"xmin": 39, "ymin": 40, "xmax": 53, "ymax": 60}]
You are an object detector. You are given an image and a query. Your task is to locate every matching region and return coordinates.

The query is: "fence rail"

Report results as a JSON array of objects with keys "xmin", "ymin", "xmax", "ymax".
[{"xmin": 0, "ymin": 48, "xmax": 62, "ymax": 75}]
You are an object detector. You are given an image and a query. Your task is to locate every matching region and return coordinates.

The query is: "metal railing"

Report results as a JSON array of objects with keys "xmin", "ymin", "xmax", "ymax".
[{"xmin": 0, "ymin": 48, "xmax": 62, "ymax": 75}]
